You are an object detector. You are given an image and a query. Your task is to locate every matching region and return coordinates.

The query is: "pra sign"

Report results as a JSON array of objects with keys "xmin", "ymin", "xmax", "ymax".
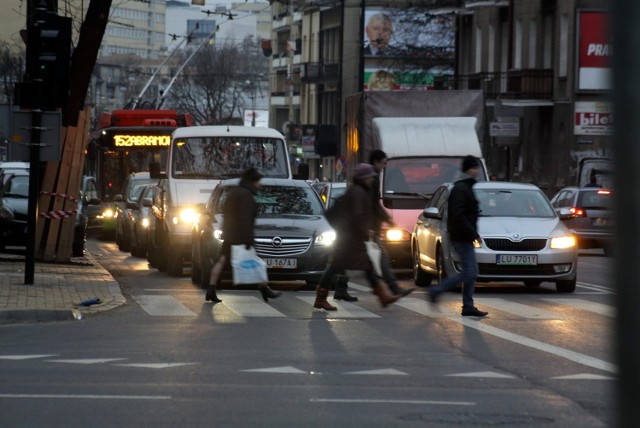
[{"xmin": 113, "ymin": 134, "xmax": 171, "ymax": 147}]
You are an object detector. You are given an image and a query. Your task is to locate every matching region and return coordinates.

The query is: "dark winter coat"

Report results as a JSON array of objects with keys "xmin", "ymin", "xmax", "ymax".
[
  {"xmin": 371, "ymin": 174, "xmax": 392, "ymax": 232},
  {"xmin": 446, "ymin": 176, "xmax": 480, "ymax": 243},
  {"xmin": 222, "ymin": 179, "xmax": 259, "ymax": 247},
  {"xmin": 331, "ymin": 179, "xmax": 374, "ymax": 270}
]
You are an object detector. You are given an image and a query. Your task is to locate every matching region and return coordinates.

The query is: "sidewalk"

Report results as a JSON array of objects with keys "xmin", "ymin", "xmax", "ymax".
[{"xmin": 0, "ymin": 250, "xmax": 124, "ymax": 324}]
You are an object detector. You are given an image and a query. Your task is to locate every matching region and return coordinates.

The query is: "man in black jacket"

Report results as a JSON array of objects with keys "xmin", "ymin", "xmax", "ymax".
[{"xmin": 428, "ymin": 156, "xmax": 488, "ymax": 317}]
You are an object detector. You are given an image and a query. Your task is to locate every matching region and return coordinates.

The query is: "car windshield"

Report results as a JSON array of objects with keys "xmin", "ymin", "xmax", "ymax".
[
  {"xmin": 327, "ymin": 186, "xmax": 347, "ymax": 207},
  {"xmin": 218, "ymin": 185, "xmax": 324, "ymax": 216},
  {"xmin": 2, "ymin": 175, "xmax": 29, "ymax": 197},
  {"xmin": 172, "ymin": 136, "xmax": 289, "ymax": 179},
  {"xmin": 577, "ymin": 190, "xmax": 612, "ymax": 209},
  {"xmin": 129, "ymin": 179, "xmax": 156, "ymax": 201},
  {"xmin": 384, "ymin": 157, "xmax": 463, "ymax": 197},
  {"xmin": 475, "ymin": 188, "xmax": 556, "ymax": 218}
]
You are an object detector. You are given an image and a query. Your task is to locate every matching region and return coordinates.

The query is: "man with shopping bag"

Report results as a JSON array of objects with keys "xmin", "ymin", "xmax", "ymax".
[
  {"xmin": 205, "ymin": 167, "xmax": 281, "ymax": 303},
  {"xmin": 313, "ymin": 163, "xmax": 402, "ymax": 311}
]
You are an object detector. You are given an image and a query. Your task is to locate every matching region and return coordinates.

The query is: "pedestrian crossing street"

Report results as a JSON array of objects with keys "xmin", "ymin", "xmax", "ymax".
[{"xmin": 131, "ymin": 284, "xmax": 615, "ymax": 321}]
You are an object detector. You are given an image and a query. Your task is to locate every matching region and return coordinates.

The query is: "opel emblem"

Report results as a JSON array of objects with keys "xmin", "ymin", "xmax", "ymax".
[{"xmin": 271, "ymin": 237, "xmax": 283, "ymax": 247}]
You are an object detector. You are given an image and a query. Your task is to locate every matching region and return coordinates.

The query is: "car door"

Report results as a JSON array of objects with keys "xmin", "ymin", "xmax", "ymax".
[
  {"xmin": 82, "ymin": 178, "xmax": 103, "ymax": 228},
  {"xmin": 415, "ymin": 186, "xmax": 447, "ymax": 273}
]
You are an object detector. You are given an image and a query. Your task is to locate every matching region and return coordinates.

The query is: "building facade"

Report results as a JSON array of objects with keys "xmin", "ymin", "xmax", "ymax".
[{"xmin": 270, "ymin": 0, "xmax": 612, "ymax": 192}]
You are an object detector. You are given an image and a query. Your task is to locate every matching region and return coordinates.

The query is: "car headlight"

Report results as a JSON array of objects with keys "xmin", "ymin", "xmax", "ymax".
[
  {"xmin": 384, "ymin": 229, "xmax": 410, "ymax": 241},
  {"xmin": 473, "ymin": 238, "xmax": 482, "ymax": 248},
  {"xmin": 550, "ymin": 235, "xmax": 576, "ymax": 249},
  {"xmin": 141, "ymin": 217, "xmax": 150, "ymax": 228},
  {"xmin": 173, "ymin": 208, "xmax": 198, "ymax": 225},
  {"xmin": 315, "ymin": 230, "xmax": 336, "ymax": 246},
  {"xmin": 101, "ymin": 207, "xmax": 115, "ymax": 219},
  {"xmin": 213, "ymin": 229, "xmax": 224, "ymax": 240}
]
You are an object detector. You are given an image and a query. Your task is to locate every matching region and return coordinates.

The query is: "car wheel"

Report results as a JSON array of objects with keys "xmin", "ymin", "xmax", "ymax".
[
  {"xmin": 413, "ymin": 243, "xmax": 433, "ymax": 287},
  {"xmin": 436, "ymin": 247, "xmax": 448, "ymax": 284},
  {"xmin": 147, "ymin": 242, "xmax": 158, "ymax": 268},
  {"xmin": 556, "ymin": 278, "xmax": 576, "ymax": 293},
  {"xmin": 117, "ymin": 226, "xmax": 131, "ymax": 252},
  {"xmin": 524, "ymin": 280, "xmax": 542, "ymax": 288}
]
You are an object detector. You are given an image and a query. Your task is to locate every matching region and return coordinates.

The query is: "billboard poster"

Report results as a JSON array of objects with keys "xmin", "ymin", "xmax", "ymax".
[
  {"xmin": 363, "ymin": 8, "xmax": 455, "ymax": 59},
  {"xmin": 364, "ymin": 66, "xmax": 453, "ymax": 91},
  {"xmin": 574, "ymin": 101, "xmax": 613, "ymax": 136},
  {"xmin": 577, "ymin": 11, "xmax": 612, "ymax": 91},
  {"xmin": 243, "ymin": 109, "xmax": 269, "ymax": 128}
]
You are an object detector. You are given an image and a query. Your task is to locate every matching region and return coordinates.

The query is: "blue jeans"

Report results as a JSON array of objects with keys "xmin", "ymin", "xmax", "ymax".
[{"xmin": 430, "ymin": 240, "xmax": 477, "ymax": 308}]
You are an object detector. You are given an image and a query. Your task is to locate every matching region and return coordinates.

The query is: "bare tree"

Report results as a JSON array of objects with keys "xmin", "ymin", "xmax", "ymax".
[
  {"xmin": 165, "ymin": 35, "xmax": 269, "ymax": 125},
  {"xmin": 0, "ymin": 44, "xmax": 24, "ymax": 104}
]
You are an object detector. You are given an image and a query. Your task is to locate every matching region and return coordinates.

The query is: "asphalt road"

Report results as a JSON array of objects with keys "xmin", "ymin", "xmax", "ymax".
[{"xmin": 0, "ymin": 240, "xmax": 614, "ymax": 427}]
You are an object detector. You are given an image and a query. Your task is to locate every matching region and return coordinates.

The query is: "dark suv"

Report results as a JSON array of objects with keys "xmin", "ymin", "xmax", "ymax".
[{"xmin": 550, "ymin": 186, "xmax": 613, "ymax": 256}]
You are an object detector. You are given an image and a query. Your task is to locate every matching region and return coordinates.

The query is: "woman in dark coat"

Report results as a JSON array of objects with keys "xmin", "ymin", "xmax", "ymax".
[
  {"xmin": 205, "ymin": 167, "xmax": 281, "ymax": 303},
  {"xmin": 313, "ymin": 163, "xmax": 400, "ymax": 310}
]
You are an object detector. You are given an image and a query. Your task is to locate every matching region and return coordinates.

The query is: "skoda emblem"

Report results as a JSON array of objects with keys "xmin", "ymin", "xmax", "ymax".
[
  {"xmin": 271, "ymin": 237, "xmax": 283, "ymax": 247},
  {"xmin": 512, "ymin": 233, "xmax": 521, "ymax": 241}
]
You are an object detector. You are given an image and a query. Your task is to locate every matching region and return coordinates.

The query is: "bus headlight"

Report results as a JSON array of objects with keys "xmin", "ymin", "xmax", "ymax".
[{"xmin": 173, "ymin": 208, "xmax": 198, "ymax": 225}]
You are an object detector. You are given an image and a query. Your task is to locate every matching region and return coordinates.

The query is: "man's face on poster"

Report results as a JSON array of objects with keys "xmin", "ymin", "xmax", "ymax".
[{"xmin": 366, "ymin": 16, "xmax": 393, "ymax": 49}]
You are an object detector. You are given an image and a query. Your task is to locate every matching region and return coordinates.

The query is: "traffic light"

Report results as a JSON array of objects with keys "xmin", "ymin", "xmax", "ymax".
[{"xmin": 25, "ymin": 13, "xmax": 72, "ymax": 110}]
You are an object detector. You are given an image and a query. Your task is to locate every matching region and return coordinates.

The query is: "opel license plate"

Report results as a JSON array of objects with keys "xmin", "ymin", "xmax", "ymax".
[
  {"xmin": 266, "ymin": 258, "xmax": 297, "ymax": 269},
  {"xmin": 496, "ymin": 254, "xmax": 537, "ymax": 265}
]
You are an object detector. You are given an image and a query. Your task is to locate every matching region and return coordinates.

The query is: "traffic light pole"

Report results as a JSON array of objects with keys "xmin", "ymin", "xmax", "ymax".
[{"xmin": 24, "ymin": 79, "xmax": 43, "ymax": 285}]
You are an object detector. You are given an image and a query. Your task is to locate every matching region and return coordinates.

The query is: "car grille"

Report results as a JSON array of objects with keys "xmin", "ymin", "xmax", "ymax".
[
  {"xmin": 478, "ymin": 264, "xmax": 558, "ymax": 275},
  {"xmin": 254, "ymin": 237, "xmax": 312, "ymax": 256},
  {"xmin": 484, "ymin": 238, "xmax": 547, "ymax": 251}
]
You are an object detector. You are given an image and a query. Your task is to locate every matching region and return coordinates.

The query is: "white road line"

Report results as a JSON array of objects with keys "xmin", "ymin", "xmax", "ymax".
[
  {"xmin": 115, "ymin": 363, "xmax": 199, "ymax": 369},
  {"xmin": 542, "ymin": 298, "xmax": 615, "ymax": 317},
  {"xmin": 475, "ymin": 298, "xmax": 568, "ymax": 319},
  {"xmin": 0, "ymin": 355, "xmax": 58, "ymax": 360},
  {"xmin": 222, "ymin": 296, "xmax": 286, "ymax": 317},
  {"xmin": 242, "ymin": 366, "xmax": 307, "ymax": 374},
  {"xmin": 394, "ymin": 298, "xmax": 459, "ymax": 318},
  {"xmin": 0, "ymin": 394, "xmax": 171, "ymax": 400},
  {"xmin": 396, "ymin": 298, "xmax": 616, "ymax": 373},
  {"xmin": 47, "ymin": 358, "xmax": 126, "ymax": 365},
  {"xmin": 310, "ymin": 398, "xmax": 475, "ymax": 406},
  {"xmin": 446, "ymin": 371, "xmax": 516, "ymax": 379},
  {"xmin": 345, "ymin": 369, "xmax": 407, "ymax": 375},
  {"xmin": 132, "ymin": 295, "xmax": 196, "ymax": 316},
  {"xmin": 297, "ymin": 296, "xmax": 380, "ymax": 318},
  {"xmin": 577, "ymin": 282, "xmax": 614, "ymax": 293}
]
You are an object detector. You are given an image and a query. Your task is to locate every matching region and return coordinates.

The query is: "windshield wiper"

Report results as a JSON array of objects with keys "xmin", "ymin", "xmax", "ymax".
[{"xmin": 384, "ymin": 191, "xmax": 430, "ymax": 199}]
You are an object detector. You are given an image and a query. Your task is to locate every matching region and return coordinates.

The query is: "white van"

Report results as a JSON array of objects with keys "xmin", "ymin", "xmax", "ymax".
[
  {"xmin": 371, "ymin": 117, "xmax": 489, "ymax": 268},
  {"xmin": 148, "ymin": 125, "xmax": 292, "ymax": 276}
]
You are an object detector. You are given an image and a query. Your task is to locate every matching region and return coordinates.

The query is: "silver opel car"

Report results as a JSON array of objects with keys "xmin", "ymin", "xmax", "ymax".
[{"xmin": 412, "ymin": 181, "xmax": 578, "ymax": 293}]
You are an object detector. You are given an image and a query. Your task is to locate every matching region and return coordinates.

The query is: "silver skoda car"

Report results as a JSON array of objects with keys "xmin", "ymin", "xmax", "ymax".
[{"xmin": 412, "ymin": 181, "xmax": 578, "ymax": 293}]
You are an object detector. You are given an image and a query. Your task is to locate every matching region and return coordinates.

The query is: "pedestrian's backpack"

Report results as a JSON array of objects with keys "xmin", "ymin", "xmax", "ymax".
[{"xmin": 325, "ymin": 194, "xmax": 348, "ymax": 230}]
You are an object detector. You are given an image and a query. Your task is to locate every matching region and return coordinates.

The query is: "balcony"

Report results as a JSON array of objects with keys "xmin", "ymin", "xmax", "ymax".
[
  {"xmin": 434, "ymin": 69, "xmax": 553, "ymax": 100},
  {"xmin": 300, "ymin": 62, "xmax": 340, "ymax": 83}
]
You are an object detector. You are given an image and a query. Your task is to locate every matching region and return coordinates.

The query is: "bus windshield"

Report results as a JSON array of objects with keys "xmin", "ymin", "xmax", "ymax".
[{"xmin": 172, "ymin": 136, "xmax": 289, "ymax": 179}]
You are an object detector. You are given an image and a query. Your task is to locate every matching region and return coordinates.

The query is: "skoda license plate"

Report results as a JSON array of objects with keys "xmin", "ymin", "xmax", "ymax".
[
  {"xmin": 266, "ymin": 258, "xmax": 297, "ymax": 269},
  {"xmin": 496, "ymin": 254, "xmax": 537, "ymax": 265}
]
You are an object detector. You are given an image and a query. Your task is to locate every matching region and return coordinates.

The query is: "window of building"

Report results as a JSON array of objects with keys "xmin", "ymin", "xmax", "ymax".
[
  {"xmin": 475, "ymin": 25, "xmax": 482, "ymax": 72},
  {"xmin": 514, "ymin": 19, "xmax": 522, "ymax": 69},
  {"xmin": 559, "ymin": 14, "xmax": 568, "ymax": 77},
  {"xmin": 528, "ymin": 19, "xmax": 537, "ymax": 68}
]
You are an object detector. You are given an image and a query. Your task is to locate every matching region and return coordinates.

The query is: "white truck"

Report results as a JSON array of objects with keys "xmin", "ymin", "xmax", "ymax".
[
  {"xmin": 147, "ymin": 125, "xmax": 292, "ymax": 276},
  {"xmin": 345, "ymin": 91, "xmax": 488, "ymax": 268}
]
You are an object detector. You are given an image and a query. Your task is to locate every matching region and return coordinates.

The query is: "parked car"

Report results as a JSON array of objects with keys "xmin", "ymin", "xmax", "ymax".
[
  {"xmin": 191, "ymin": 178, "xmax": 336, "ymax": 288},
  {"xmin": 312, "ymin": 181, "xmax": 348, "ymax": 208},
  {"xmin": 128, "ymin": 184, "xmax": 155, "ymax": 258},
  {"xmin": 114, "ymin": 172, "xmax": 156, "ymax": 252},
  {"xmin": 412, "ymin": 181, "xmax": 578, "ymax": 293},
  {"xmin": 0, "ymin": 172, "xmax": 101, "ymax": 257},
  {"xmin": 549, "ymin": 186, "xmax": 613, "ymax": 256}
]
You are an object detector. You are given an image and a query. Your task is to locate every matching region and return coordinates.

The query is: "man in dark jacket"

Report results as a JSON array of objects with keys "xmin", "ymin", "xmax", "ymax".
[
  {"xmin": 428, "ymin": 156, "xmax": 488, "ymax": 317},
  {"xmin": 314, "ymin": 163, "xmax": 400, "ymax": 311},
  {"xmin": 205, "ymin": 167, "xmax": 281, "ymax": 303}
]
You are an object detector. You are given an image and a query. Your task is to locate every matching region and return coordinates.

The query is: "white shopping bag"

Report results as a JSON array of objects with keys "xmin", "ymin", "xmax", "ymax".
[
  {"xmin": 365, "ymin": 239, "xmax": 383, "ymax": 277},
  {"xmin": 231, "ymin": 245, "xmax": 269, "ymax": 285}
]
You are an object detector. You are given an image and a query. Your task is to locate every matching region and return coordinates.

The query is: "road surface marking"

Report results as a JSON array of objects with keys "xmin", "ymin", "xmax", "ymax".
[
  {"xmin": 310, "ymin": 398, "xmax": 475, "ymax": 406},
  {"xmin": 0, "ymin": 355, "xmax": 58, "ymax": 360},
  {"xmin": 47, "ymin": 358, "xmax": 126, "ymax": 365},
  {"xmin": 551, "ymin": 373, "xmax": 615, "ymax": 380},
  {"xmin": 394, "ymin": 297, "xmax": 458, "ymax": 317},
  {"xmin": 475, "ymin": 298, "xmax": 568, "ymax": 319},
  {"xmin": 345, "ymin": 369, "xmax": 407, "ymax": 375},
  {"xmin": 115, "ymin": 363, "xmax": 199, "ymax": 369},
  {"xmin": 297, "ymin": 296, "xmax": 380, "ymax": 318},
  {"xmin": 396, "ymin": 298, "xmax": 616, "ymax": 373},
  {"xmin": 543, "ymin": 298, "xmax": 615, "ymax": 317},
  {"xmin": 242, "ymin": 366, "xmax": 307, "ymax": 373},
  {"xmin": 577, "ymin": 282, "xmax": 614, "ymax": 293},
  {"xmin": 132, "ymin": 295, "xmax": 196, "ymax": 316},
  {"xmin": 222, "ymin": 296, "xmax": 286, "ymax": 317},
  {"xmin": 446, "ymin": 371, "xmax": 516, "ymax": 378},
  {"xmin": 0, "ymin": 394, "xmax": 171, "ymax": 400}
]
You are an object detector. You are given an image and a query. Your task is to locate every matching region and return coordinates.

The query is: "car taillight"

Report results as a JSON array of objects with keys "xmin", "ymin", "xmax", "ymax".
[{"xmin": 569, "ymin": 207, "xmax": 586, "ymax": 217}]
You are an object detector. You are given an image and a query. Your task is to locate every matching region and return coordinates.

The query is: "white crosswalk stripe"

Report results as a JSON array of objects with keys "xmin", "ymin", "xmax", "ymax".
[
  {"xmin": 542, "ymin": 298, "xmax": 615, "ymax": 317},
  {"xmin": 296, "ymin": 296, "xmax": 381, "ymax": 318},
  {"xmin": 132, "ymin": 295, "xmax": 196, "ymax": 316},
  {"xmin": 474, "ymin": 298, "xmax": 569, "ymax": 319},
  {"xmin": 221, "ymin": 296, "xmax": 287, "ymax": 317}
]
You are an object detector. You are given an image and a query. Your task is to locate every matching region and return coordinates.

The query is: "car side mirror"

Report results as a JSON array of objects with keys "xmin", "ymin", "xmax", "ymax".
[
  {"xmin": 142, "ymin": 197, "xmax": 153, "ymax": 208},
  {"xmin": 422, "ymin": 206, "xmax": 441, "ymax": 219},
  {"xmin": 88, "ymin": 197, "xmax": 101, "ymax": 205},
  {"xmin": 557, "ymin": 207, "xmax": 574, "ymax": 220},
  {"xmin": 114, "ymin": 194, "xmax": 123, "ymax": 202},
  {"xmin": 126, "ymin": 201, "xmax": 139, "ymax": 210}
]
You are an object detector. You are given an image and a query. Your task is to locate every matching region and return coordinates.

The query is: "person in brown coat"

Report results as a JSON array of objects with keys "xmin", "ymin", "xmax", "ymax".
[{"xmin": 314, "ymin": 163, "xmax": 401, "ymax": 311}]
